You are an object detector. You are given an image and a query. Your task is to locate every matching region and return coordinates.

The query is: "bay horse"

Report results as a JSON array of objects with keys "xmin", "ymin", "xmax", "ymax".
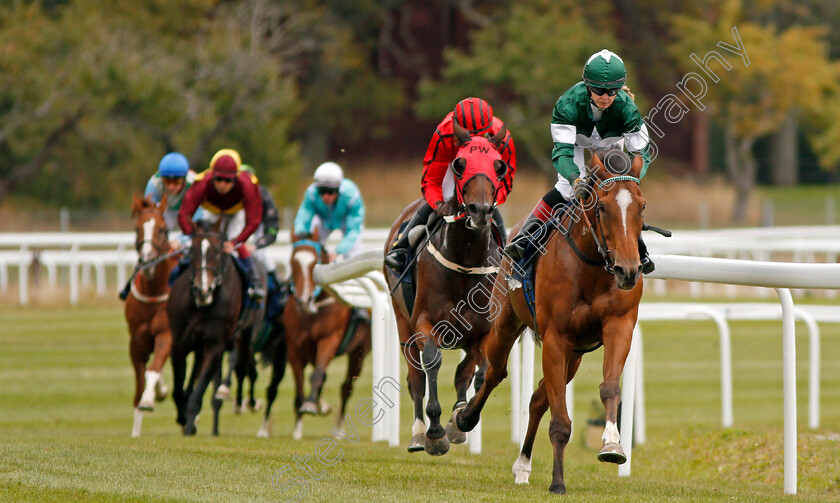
[
  {"xmin": 259, "ymin": 232, "xmax": 371, "ymax": 439},
  {"xmin": 384, "ymin": 123, "xmax": 509, "ymax": 455},
  {"xmin": 125, "ymin": 194, "xmax": 176, "ymax": 437},
  {"xmin": 452, "ymin": 150, "xmax": 646, "ymax": 493},
  {"xmin": 168, "ymin": 220, "xmax": 244, "ymax": 436}
]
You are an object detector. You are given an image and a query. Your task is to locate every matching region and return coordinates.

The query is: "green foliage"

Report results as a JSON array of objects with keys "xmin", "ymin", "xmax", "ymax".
[{"xmin": 416, "ymin": 0, "xmax": 620, "ymax": 173}]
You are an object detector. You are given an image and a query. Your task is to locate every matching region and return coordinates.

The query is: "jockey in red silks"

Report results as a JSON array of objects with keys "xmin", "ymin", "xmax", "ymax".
[
  {"xmin": 384, "ymin": 97, "xmax": 517, "ymax": 272},
  {"xmin": 177, "ymin": 148, "xmax": 265, "ymax": 299}
]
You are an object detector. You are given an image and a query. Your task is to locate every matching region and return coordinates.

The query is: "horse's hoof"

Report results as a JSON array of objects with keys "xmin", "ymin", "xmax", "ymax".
[
  {"xmin": 548, "ymin": 483, "xmax": 567, "ymax": 494},
  {"xmin": 299, "ymin": 401, "xmax": 318, "ymax": 415},
  {"xmin": 232, "ymin": 403, "xmax": 243, "ymax": 415},
  {"xmin": 317, "ymin": 399, "xmax": 332, "ymax": 416},
  {"xmin": 512, "ymin": 454, "xmax": 532, "ymax": 485},
  {"xmin": 445, "ymin": 420, "xmax": 466, "ymax": 444},
  {"xmin": 183, "ymin": 424, "xmax": 197, "ymax": 436},
  {"xmin": 214, "ymin": 385, "xmax": 231, "ymax": 401},
  {"xmin": 597, "ymin": 442, "xmax": 627, "ymax": 464},
  {"xmin": 249, "ymin": 399, "xmax": 264, "ymax": 412},
  {"xmin": 407, "ymin": 434, "xmax": 425, "ymax": 452},
  {"xmin": 155, "ymin": 383, "xmax": 169, "ymax": 401},
  {"xmin": 451, "ymin": 404, "xmax": 473, "ymax": 433},
  {"xmin": 424, "ymin": 434, "xmax": 450, "ymax": 456},
  {"xmin": 137, "ymin": 400, "xmax": 154, "ymax": 412}
]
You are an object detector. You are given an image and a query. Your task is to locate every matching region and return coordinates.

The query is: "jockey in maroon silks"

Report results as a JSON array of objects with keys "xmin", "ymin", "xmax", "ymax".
[
  {"xmin": 178, "ymin": 151, "xmax": 265, "ymax": 299},
  {"xmin": 384, "ymin": 97, "xmax": 517, "ymax": 272}
]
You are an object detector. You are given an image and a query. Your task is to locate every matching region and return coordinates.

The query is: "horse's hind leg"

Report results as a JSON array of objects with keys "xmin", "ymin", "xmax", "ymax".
[
  {"xmin": 289, "ymin": 351, "xmax": 306, "ymax": 440},
  {"xmin": 400, "ymin": 319, "xmax": 427, "ymax": 453},
  {"xmin": 336, "ymin": 338, "xmax": 366, "ymax": 434},
  {"xmin": 211, "ymin": 360, "xmax": 223, "ymax": 436},
  {"xmin": 420, "ymin": 338, "xmax": 449, "ymax": 456},
  {"xmin": 541, "ymin": 334, "xmax": 575, "ymax": 494},
  {"xmin": 147, "ymin": 328, "xmax": 172, "ymax": 402},
  {"xmin": 184, "ymin": 344, "xmax": 224, "ymax": 436},
  {"xmin": 445, "ymin": 348, "xmax": 479, "ymax": 445},
  {"xmin": 171, "ymin": 348, "xmax": 188, "ymax": 428},
  {"xmin": 216, "ymin": 348, "xmax": 235, "ymax": 402}
]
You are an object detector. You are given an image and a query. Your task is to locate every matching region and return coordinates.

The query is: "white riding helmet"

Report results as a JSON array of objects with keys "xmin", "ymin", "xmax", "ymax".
[{"xmin": 313, "ymin": 162, "xmax": 344, "ymax": 189}]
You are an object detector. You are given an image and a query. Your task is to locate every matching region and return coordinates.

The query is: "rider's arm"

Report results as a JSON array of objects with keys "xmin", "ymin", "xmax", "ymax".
[
  {"xmin": 621, "ymin": 103, "xmax": 652, "ymax": 178},
  {"xmin": 336, "ymin": 190, "xmax": 365, "ymax": 256},
  {"xmin": 233, "ymin": 176, "xmax": 263, "ymax": 246},
  {"xmin": 293, "ymin": 186, "xmax": 318, "ymax": 237},
  {"xmin": 178, "ymin": 180, "xmax": 205, "ymax": 236},
  {"xmin": 421, "ymin": 126, "xmax": 456, "ymax": 208},
  {"xmin": 550, "ymin": 101, "xmax": 580, "ymax": 184},
  {"xmin": 255, "ymin": 187, "xmax": 280, "ymax": 248},
  {"xmin": 144, "ymin": 176, "xmax": 162, "ymax": 203},
  {"xmin": 494, "ymin": 121, "xmax": 517, "ymax": 205}
]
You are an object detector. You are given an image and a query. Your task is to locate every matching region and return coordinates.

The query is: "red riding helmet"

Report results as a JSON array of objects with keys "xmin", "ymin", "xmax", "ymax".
[{"xmin": 454, "ymin": 97, "xmax": 493, "ymax": 135}]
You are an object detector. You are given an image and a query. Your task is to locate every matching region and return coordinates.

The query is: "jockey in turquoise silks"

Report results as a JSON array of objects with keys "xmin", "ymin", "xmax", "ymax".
[
  {"xmin": 503, "ymin": 49, "xmax": 655, "ymax": 274},
  {"xmin": 294, "ymin": 162, "xmax": 366, "ymax": 261}
]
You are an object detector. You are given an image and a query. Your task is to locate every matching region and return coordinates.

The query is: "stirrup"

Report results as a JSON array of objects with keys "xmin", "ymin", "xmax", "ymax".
[{"xmin": 641, "ymin": 257, "xmax": 655, "ymax": 275}]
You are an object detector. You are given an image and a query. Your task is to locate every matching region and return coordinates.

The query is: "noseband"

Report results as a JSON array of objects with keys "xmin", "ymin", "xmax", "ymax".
[{"xmin": 566, "ymin": 175, "xmax": 640, "ymax": 275}]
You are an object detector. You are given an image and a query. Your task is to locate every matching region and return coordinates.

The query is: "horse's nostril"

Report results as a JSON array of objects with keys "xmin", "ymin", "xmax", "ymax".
[
  {"xmin": 467, "ymin": 203, "xmax": 479, "ymax": 214},
  {"xmin": 613, "ymin": 265, "xmax": 625, "ymax": 277}
]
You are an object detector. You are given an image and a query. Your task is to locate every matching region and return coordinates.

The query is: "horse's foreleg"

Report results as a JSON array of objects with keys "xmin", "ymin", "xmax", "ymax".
[
  {"xmin": 542, "ymin": 335, "xmax": 574, "ymax": 495},
  {"xmin": 258, "ymin": 333, "xmax": 288, "ymax": 438},
  {"xmin": 420, "ymin": 339, "xmax": 449, "ymax": 456},
  {"xmin": 336, "ymin": 343, "xmax": 366, "ymax": 434},
  {"xmin": 171, "ymin": 349, "xmax": 188, "ymax": 428},
  {"xmin": 211, "ymin": 359, "xmax": 223, "ymax": 436},
  {"xmin": 598, "ymin": 319, "xmax": 635, "ymax": 464},
  {"xmin": 445, "ymin": 348, "xmax": 479, "ymax": 445},
  {"xmin": 147, "ymin": 329, "xmax": 172, "ymax": 402},
  {"xmin": 184, "ymin": 344, "xmax": 224, "ymax": 436},
  {"xmin": 216, "ymin": 348, "xmax": 235, "ymax": 402},
  {"xmin": 129, "ymin": 331, "xmax": 150, "ymax": 410},
  {"xmin": 289, "ymin": 351, "xmax": 306, "ymax": 440},
  {"xmin": 300, "ymin": 336, "xmax": 340, "ymax": 416}
]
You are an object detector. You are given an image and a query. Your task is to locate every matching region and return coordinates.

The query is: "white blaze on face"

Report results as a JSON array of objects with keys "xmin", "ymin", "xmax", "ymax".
[
  {"xmin": 602, "ymin": 420, "xmax": 621, "ymax": 445},
  {"xmin": 294, "ymin": 250, "xmax": 317, "ymax": 301},
  {"xmin": 200, "ymin": 238, "xmax": 210, "ymax": 293},
  {"xmin": 616, "ymin": 188, "xmax": 632, "ymax": 236},
  {"xmin": 141, "ymin": 219, "xmax": 155, "ymax": 261}
]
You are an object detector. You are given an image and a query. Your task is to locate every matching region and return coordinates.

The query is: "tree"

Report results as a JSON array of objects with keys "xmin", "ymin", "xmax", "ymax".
[
  {"xmin": 415, "ymin": 0, "xmax": 621, "ymax": 174},
  {"xmin": 670, "ymin": 0, "xmax": 839, "ymax": 222}
]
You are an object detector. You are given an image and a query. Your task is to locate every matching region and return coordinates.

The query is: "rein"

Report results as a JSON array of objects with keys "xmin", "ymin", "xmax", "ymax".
[{"xmin": 425, "ymin": 241, "xmax": 500, "ymax": 275}]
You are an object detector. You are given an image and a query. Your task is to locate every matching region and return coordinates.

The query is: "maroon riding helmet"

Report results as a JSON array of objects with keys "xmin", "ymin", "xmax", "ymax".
[
  {"xmin": 211, "ymin": 155, "xmax": 238, "ymax": 179},
  {"xmin": 454, "ymin": 97, "xmax": 493, "ymax": 135}
]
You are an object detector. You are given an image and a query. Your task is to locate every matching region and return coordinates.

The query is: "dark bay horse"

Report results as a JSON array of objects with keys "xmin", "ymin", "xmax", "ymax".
[
  {"xmin": 452, "ymin": 150, "xmax": 646, "ymax": 493},
  {"xmin": 384, "ymin": 124, "xmax": 509, "ymax": 455},
  {"xmin": 125, "ymin": 195, "xmax": 175, "ymax": 437},
  {"xmin": 260, "ymin": 233, "xmax": 371, "ymax": 439},
  {"xmin": 168, "ymin": 221, "xmax": 243, "ymax": 436}
]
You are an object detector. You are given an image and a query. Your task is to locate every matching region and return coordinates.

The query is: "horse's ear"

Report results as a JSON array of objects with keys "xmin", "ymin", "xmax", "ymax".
[
  {"xmin": 602, "ymin": 149, "xmax": 633, "ymax": 177},
  {"xmin": 488, "ymin": 122, "xmax": 507, "ymax": 148},
  {"xmin": 493, "ymin": 159, "xmax": 508, "ymax": 182},
  {"xmin": 452, "ymin": 119, "xmax": 471, "ymax": 146},
  {"xmin": 131, "ymin": 194, "xmax": 142, "ymax": 217},
  {"xmin": 588, "ymin": 152, "xmax": 606, "ymax": 181},
  {"xmin": 451, "ymin": 157, "xmax": 467, "ymax": 179}
]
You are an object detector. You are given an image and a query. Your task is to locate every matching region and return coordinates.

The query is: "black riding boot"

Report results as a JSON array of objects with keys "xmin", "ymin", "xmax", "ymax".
[
  {"xmin": 384, "ymin": 202, "xmax": 434, "ymax": 273},
  {"xmin": 242, "ymin": 257, "xmax": 265, "ymax": 299},
  {"xmin": 118, "ymin": 278, "xmax": 132, "ymax": 301},
  {"xmin": 639, "ymin": 235, "xmax": 655, "ymax": 274},
  {"xmin": 503, "ymin": 188, "xmax": 566, "ymax": 261}
]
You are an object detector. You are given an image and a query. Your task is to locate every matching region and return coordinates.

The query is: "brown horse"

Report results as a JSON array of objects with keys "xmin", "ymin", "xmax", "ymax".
[
  {"xmin": 125, "ymin": 194, "xmax": 176, "ymax": 437},
  {"xmin": 269, "ymin": 233, "xmax": 371, "ymax": 439},
  {"xmin": 452, "ymin": 150, "xmax": 646, "ymax": 493},
  {"xmin": 384, "ymin": 124, "xmax": 509, "ymax": 455}
]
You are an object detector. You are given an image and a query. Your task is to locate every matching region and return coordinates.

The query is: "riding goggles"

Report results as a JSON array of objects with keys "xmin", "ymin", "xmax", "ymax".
[
  {"xmin": 589, "ymin": 86, "xmax": 620, "ymax": 97},
  {"xmin": 317, "ymin": 187, "xmax": 338, "ymax": 196}
]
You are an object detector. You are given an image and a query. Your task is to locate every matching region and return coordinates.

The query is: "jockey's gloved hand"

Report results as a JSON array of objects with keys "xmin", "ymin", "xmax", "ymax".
[
  {"xmin": 434, "ymin": 201, "xmax": 448, "ymax": 218},
  {"xmin": 573, "ymin": 178, "xmax": 589, "ymax": 201}
]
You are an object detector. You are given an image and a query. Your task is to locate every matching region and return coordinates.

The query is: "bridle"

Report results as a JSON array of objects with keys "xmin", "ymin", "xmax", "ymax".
[
  {"xmin": 564, "ymin": 175, "xmax": 640, "ymax": 275},
  {"xmin": 134, "ymin": 210, "xmax": 169, "ymax": 267},
  {"xmin": 290, "ymin": 239, "xmax": 332, "ymax": 311},
  {"xmin": 189, "ymin": 229, "xmax": 229, "ymax": 304}
]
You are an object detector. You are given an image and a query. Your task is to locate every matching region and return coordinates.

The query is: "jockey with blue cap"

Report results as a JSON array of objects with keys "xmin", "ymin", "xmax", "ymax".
[
  {"xmin": 119, "ymin": 152, "xmax": 202, "ymax": 300},
  {"xmin": 294, "ymin": 162, "xmax": 366, "ymax": 261},
  {"xmin": 503, "ymin": 49, "xmax": 655, "ymax": 273}
]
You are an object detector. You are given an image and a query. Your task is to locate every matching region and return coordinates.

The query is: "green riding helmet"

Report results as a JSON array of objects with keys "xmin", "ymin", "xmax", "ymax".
[{"xmin": 582, "ymin": 49, "xmax": 626, "ymax": 89}]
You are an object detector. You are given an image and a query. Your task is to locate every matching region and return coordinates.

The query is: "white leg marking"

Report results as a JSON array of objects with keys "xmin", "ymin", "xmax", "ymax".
[
  {"xmin": 616, "ymin": 188, "xmax": 632, "ymax": 236},
  {"xmin": 132, "ymin": 408, "xmax": 143, "ymax": 438},
  {"xmin": 512, "ymin": 453, "xmax": 532, "ymax": 484},
  {"xmin": 412, "ymin": 418, "xmax": 427, "ymax": 436},
  {"xmin": 257, "ymin": 418, "xmax": 271, "ymax": 438},
  {"xmin": 293, "ymin": 418, "xmax": 304, "ymax": 440},
  {"xmin": 140, "ymin": 370, "xmax": 160, "ymax": 407},
  {"xmin": 602, "ymin": 420, "xmax": 621, "ymax": 445}
]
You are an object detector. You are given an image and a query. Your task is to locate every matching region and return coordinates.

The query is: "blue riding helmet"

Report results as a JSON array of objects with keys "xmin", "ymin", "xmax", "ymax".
[{"xmin": 158, "ymin": 152, "xmax": 190, "ymax": 178}]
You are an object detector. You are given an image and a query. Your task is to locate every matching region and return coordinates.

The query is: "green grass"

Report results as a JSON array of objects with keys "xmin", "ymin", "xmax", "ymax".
[{"xmin": 1, "ymin": 306, "xmax": 840, "ymax": 502}]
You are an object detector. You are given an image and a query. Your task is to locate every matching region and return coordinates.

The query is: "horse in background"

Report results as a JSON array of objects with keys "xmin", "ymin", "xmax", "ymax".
[
  {"xmin": 452, "ymin": 151, "xmax": 646, "ymax": 493},
  {"xmin": 260, "ymin": 231, "xmax": 371, "ymax": 439},
  {"xmin": 168, "ymin": 220, "xmax": 245, "ymax": 436},
  {"xmin": 384, "ymin": 123, "xmax": 510, "ymax": 455},
  {"xmin": 125, "ymin": 194, "xmax": 176, "ymax": 437}
]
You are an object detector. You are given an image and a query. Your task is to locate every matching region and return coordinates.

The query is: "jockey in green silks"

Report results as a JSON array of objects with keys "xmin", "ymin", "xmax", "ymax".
[{"xmin": 503, "ymin": 49, "xmax": 654, "ymax": 274}]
